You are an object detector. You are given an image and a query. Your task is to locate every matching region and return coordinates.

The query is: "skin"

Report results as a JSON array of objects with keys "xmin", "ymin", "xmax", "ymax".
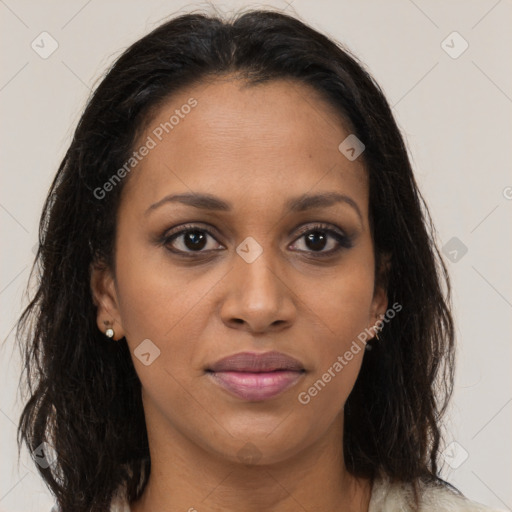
[{"xmin": 91, "ymin": 76, "xmax": 388, "ymax": 512}]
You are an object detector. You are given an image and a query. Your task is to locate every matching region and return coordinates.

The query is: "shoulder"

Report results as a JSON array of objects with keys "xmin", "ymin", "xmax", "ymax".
[{"xmin": 369, "ymin": 474, "xmax": 505, "ymax": 512}]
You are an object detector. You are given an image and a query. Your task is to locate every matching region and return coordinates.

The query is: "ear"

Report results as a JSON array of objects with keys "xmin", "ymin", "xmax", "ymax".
[
  {"xmin": 369, "ymin": 252, "xmax": 391, "ymax": 334},
  {"xmin": 90, "ymin": 260, "xmax": 125, "ymax": 341}
]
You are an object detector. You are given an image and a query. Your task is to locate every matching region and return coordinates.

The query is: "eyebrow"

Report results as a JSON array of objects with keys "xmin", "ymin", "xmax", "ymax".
[{"xmin": 145, "ymin": 191, "xmax": 363, "ymax": 223}]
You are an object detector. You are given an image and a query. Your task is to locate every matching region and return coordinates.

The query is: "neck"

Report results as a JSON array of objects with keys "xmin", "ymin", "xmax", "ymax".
[{"xmin": 129, "ymin": 406, "xmax": 372, "ymax": 512}]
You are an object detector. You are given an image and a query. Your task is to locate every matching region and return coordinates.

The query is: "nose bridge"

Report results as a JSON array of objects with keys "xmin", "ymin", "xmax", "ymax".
[
  {"xmin": 220, "ymin": 239, "xmax": 295, "ymax": 332},
  {"xmin": 235, "ymin": 241, "xmax": 282, "ymax": 307}
]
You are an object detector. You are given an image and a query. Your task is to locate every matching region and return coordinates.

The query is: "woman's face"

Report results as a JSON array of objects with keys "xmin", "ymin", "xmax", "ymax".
[{"xmin": 92, "ymin": 77, "xmax": 388, "ymax": 465}]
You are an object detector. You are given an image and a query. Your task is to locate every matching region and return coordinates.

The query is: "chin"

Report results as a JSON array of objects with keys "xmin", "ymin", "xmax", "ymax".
[{"xmin": 202, "ymin": 424, "xmax": 311, "ymax": 467}]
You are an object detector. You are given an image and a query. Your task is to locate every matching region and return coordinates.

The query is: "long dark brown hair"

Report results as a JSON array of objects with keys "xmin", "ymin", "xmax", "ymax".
[{"xmin": 16, "ymin": 8, "xmax": 455, "ymax": 512}]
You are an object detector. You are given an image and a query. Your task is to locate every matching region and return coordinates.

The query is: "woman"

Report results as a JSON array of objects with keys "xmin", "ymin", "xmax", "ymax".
[{"xmin": 16, "ymin": 8, "xmax": 500, "ymax": 512}]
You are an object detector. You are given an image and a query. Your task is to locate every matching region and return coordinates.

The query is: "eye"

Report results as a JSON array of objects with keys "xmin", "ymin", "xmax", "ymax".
[
  {"xmin": 163, "ymin": 224, "xmax": 223, "ymax": 255},
  {"xmin": 161, "ymin": 222, "xmax": 353, "ymax": 258},
  {"xmin": 289, "ymin": 223, "xmax": 353, "ymax": 256}
]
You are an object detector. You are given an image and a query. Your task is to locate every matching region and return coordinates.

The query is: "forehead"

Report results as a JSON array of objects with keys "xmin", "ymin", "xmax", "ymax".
[{"xmin": 120, "ymin": 77, "xmax": 368, "ymax": 216}]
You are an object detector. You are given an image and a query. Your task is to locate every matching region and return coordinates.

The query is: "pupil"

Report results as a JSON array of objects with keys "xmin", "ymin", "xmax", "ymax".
[
  {"xmin": 306, "ymin": 231, "xmax": 326, "ymax": 251},
  {"xmin": 185, "ymin": 230, "xmax": 206, "ymax": 251}
]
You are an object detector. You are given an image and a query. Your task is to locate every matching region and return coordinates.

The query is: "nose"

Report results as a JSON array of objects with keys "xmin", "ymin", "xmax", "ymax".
[{"xmin": 220, "ymin": 251, "xmax": 297, "ymax": 334}]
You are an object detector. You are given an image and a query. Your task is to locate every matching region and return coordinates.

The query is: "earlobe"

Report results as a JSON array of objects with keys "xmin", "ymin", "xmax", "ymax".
[{"xmin": 90, "ymin": 262, "xmax": 125, "ymax": 340}]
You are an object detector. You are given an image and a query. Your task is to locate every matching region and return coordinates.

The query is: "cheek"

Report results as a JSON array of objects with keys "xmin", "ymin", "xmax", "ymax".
[
  {"xmin": 113, "ymin": 252, "xmax": 214, "ymax": 429},
  {"xmin": 300, "ymin": 255, "xmax": 376, "ymax": 345},
  {"xmin": 294, "ymin": 253, "xmax": 375, "ymax": 406},
  {"xmin": 113, "ymin": 227, "xmax": 208, "ymax": 342},
  {"xmin": 293, "ymin": 282, "xmax": 369, "ymax": 431},
  {"xmin": 113, "ymin": 235, "xmax": 228, "ymax": 388}
]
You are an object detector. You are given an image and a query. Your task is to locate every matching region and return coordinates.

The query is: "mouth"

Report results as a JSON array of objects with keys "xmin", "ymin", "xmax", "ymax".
[{"xmin": 205, "ymin": 351, "xmax": 306, "ymax": 401}]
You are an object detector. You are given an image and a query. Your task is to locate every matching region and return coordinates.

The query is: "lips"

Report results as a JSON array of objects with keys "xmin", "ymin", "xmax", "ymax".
[
  {"xmin": 206, "ymin": 351, "xmax": 305, "ymax": 401},
  {"xmin": 207, "ymin": 351, "xmax": 304, "ymax": 373}
]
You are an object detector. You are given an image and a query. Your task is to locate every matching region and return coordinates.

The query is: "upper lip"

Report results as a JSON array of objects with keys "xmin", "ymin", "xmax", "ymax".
[{"xmin": 207, "ymin": 351, "xmax": 305, "ymax": 373}]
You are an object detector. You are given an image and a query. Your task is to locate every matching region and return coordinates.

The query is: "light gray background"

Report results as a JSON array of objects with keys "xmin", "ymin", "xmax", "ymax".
[{"xmin": 1, "ymin": 1, "xmax": 511, "ymax": 511}]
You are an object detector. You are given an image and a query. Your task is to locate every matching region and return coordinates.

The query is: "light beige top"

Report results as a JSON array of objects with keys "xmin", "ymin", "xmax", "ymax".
[{"xmin": 52, "ymin": 474, "xmax": 505, "ymax": 511}]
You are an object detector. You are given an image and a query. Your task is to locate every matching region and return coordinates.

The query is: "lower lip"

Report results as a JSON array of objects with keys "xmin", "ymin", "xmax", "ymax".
[{"xmin": 207, "ymin": 370, "xmax": 305, "ymax": 401}]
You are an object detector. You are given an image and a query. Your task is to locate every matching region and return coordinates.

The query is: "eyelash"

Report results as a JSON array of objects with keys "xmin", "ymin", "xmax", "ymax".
[{"xmin": 161, "ymin": 222, "xmax": 354, "ymax": 258}]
